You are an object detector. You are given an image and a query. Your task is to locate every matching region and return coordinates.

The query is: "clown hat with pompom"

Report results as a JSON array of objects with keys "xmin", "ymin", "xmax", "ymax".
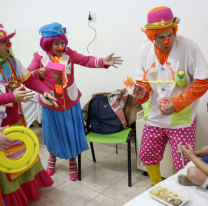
[
  {"xmin": 0, "ymin": 24, "xmax": 16, "ymax": 42},
  {"xmin": 144, "ymin": 6, "xmax": 180, "ymax": 29}
]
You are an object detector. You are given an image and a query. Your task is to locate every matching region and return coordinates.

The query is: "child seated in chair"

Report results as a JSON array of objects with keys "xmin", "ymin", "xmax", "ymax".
[{"xmin": 178, "ymin": 144, "xmax": 208, "ymax": 190}]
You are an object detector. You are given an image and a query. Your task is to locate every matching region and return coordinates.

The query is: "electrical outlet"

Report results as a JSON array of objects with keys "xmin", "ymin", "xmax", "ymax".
[
  {"xmin": 90, "ymin": 14, "xmax": 96, "ymax": 22},
  {"xmin": 89, "ymin": 12, "xmax": 96, "ymax": 23}
]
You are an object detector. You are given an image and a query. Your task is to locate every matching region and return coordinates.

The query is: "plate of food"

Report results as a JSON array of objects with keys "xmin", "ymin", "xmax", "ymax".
[{"xmin": 149, "ymin": 184, "xmax": 189, "ymax": 206}]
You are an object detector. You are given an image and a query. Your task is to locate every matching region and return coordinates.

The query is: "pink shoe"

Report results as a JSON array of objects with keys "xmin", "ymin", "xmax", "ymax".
[
  {"xmin": 46, "ymin": 168, "xmax": 55, "ymax": 176},
  {"xmin": 70, "ymin": 172, "xmax": 78, "ymax": 181}
]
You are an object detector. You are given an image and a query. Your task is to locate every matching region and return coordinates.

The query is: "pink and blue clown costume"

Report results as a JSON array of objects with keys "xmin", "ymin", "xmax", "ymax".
[
  {"xmin": 135, "ymin": 7, "xmax": 208, "ymax": 186},
  {"xmin": 27, "ymin": 22, "xmax": 109, "ymax": 181},
  {"xmin": 0, "ymin": 24, "xmax": 54, "ymax": 206}
]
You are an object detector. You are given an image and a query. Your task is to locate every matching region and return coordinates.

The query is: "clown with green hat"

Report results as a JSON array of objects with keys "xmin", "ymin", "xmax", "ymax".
[{"xmin": 133, "ymin": 6, "xmax": 208, "ymax": 188}]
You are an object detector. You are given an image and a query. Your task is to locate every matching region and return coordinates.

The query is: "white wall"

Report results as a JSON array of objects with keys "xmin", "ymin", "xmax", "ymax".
[{"xmin": 1, "ymin": 0, "xmax": 208, "ymax": 149}]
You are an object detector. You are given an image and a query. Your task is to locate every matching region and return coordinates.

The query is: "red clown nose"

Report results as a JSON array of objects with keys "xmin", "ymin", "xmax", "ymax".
[
  {"xmin": 6, "ymin": 42, "xmax": 12, "ymax": 47},
  {"xmin": 58, "ymin": 46, "xmax": 64, "ymax": 51},
  {"xmin": 163, "ymin": 39, "xmax": 170, "ymax": 45}
]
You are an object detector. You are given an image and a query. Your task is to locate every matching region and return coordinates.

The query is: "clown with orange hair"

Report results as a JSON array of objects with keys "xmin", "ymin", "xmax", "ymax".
[{"xmin": 133, "ymin": 6, "xmax": 208, "ymax": 187}]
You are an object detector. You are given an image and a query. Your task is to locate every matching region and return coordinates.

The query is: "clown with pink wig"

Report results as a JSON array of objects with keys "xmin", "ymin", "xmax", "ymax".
[
  {"xmin": 28, "ymin": 22, "xmax": 123, "ymax": 181},
  {"xmin": 0, "ymin": 24, "xmax": 57, "ymax": 206},
  {"xmin": 133, "ymin": 6, "xmax": 208, "ymax": 188}
]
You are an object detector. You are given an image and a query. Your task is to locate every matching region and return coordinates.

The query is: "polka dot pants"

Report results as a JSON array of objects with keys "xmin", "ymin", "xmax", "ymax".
[{"xmin": 139, "ymin": 117, "xmax": 197, "ymax": 171}]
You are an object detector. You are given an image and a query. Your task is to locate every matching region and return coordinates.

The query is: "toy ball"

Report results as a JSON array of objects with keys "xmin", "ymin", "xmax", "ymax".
[
  {"xmin": 178, "ymin": 71, "xmax": 184, "ymax": 76},
  {"xmin": 159, "ymin": 100, "xmax": 170, "ymax": 111}
]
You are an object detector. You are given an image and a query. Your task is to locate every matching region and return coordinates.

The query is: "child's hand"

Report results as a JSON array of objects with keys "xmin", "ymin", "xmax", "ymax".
[
  {"xmin": 180, "ymin": 144, "xmax": 195, "ymax": 160},
  {"xmin": 103, "ymin": 53, "xmax": 123, "ymax": 68},
  {"xmin": 0, "ymin": 126, "xmax": 13, "ymax": 151}
]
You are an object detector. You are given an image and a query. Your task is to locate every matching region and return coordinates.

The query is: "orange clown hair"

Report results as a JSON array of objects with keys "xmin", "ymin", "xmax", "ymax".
[
  {"xmin": 141, "ymin": 25, "xmax": 178, "ymax": 65},
  {"xmin": 141, "ymin": 24, "xmax": 178, "ymax": 42}
]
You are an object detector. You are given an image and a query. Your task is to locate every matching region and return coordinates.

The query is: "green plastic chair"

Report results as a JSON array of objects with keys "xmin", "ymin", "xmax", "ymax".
[{"xmin": 78, "ymin": 126, "xmax": 136, "ymax": 187}]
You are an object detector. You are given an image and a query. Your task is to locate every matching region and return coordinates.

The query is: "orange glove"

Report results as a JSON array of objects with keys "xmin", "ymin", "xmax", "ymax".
[
  {"xmin": 171, "ymin": 78, "xmax": 208, "ymax": 113},
  {"xmin": 135, "ymin": 80, "xmax": 151, "ymax": 104}
]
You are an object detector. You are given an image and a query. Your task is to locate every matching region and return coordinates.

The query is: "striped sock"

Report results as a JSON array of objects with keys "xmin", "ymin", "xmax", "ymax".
[
  {"xmin": 69, "ymin": 158, "xmax": 78, "ymax": 181},
  {"xmin": 46, "ymin": 152, "xmax": 56, "ymax": 176},
  {"xmin": 69, "ymin": 158, "xmax": 77, "ymax": 173}
]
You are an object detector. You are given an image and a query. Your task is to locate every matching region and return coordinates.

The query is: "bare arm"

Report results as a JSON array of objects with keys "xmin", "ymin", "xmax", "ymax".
[
  {"xmin": 191, "ymin": 156, "xmax": 208, "ymax": 176},
  {"xmin": 195, "ymin": 145, "xmax": 208, "ymax": 157},
  {"xmin": 180, "ymin": 144, "xmax": 208, "ymax": 176}
]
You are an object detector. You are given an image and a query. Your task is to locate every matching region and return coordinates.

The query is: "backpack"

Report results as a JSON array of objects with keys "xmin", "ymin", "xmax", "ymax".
[{"xmin": 86, "ymin": 95, "xmax": 123, "ymax": 134}]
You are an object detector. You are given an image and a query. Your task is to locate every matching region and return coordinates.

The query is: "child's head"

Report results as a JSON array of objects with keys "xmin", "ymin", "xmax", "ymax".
[{"xmin": 39, "ymin": 22, "xmax": 68, "ymax": 56}]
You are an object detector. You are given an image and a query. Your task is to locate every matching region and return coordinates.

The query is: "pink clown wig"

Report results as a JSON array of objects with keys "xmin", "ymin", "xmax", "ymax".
[{"xmin": 40, "ymin": 33, "xmax": 68, "ymax": 55}]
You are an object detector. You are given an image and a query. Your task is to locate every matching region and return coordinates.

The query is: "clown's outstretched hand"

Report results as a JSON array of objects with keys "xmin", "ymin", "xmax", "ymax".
[{"xmin": 103, "ymin": 53, "xmax": 123, "ymax": 68}]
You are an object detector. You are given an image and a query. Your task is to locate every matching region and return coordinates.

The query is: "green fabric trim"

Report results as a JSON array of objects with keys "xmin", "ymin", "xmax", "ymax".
[
  {"xmin": 176, "ymin": 72, "xmax": 188, "ymax": 88},
  {"xmin": 0, "ymin": 161, "xmax": 43, "ymax": 194},
  {"xmin": 0, "ymin": 57, "xmax": 6, "ymax": 62},
  {"xmin": 1, "ymin": 61, "xmax": 8, "ymax": 69},
  {"xmin": 10, "ymin": 47, "xmax": 14, "ymax": 58},
  {"xmin": 143, "ymin": 100, "xmax": 153, "ymax": 121},
  {"xmin": 170, "ymin": 105, "xmax": 192, "ymax": 126},
  {"xmin": 86, "ymin": 128, "xmax": 132, "ymax": 144}
]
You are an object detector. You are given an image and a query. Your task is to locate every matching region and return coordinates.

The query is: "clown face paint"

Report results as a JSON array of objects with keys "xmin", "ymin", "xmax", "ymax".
[
  {"xmin": 155, "ymin": 29, "xmax": 174, "ymax": 51},
  {"xmin": 0, "ymin": 39, "xmax": 11, "ymax": 61},
  {"xmin": 51, "ymin": 40, "xmax": 65, "ymax": 56}
]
